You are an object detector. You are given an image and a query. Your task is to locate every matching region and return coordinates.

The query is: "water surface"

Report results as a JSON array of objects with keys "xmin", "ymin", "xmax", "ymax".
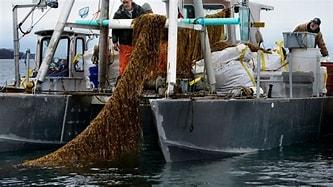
[{"xmin": 0, "ymin": 141, "xmax": 332, "ymax": 186}]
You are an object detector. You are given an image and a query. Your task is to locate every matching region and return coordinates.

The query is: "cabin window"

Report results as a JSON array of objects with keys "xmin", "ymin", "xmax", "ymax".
[
  {"xmin": 183, "ymin": 4, "xmax": 225, "ymax": 18},
  {"xmin": 183, "ymin": 5, "xmax": 195, "ymax": 18},
  {"xmin": 203, "ymin": 4, "xmax": 225, "ymax": 15},
  {"xmin": 74, "ymin": 38, "xmax": 84, "ymax": 72},
  {"xmin": 183, "ymin": 4, "xmax": 227, "ymax": 41},
  {"xmin": 41, "ymin": 37, "xmax": 69, "ymax": 77}
]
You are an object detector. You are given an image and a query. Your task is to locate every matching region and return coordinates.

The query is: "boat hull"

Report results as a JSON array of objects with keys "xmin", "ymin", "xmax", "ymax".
[
  {"xmin": 150, "ymin": 97, "xmax": 324, "ymax": 162},
  {"xmin": 0, "ymin": 93, "xmax": 101, "ymax": 152}
]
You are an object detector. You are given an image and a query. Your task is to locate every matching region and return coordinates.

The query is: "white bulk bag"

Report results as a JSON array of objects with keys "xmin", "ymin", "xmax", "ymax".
[{"xmin": 215, "ymin": 60, "xmax": 255, "ymax": 91}]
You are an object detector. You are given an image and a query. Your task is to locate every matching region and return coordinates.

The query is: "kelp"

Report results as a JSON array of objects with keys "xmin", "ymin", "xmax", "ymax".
[
  {"xmin": 23, "ymin": 8, "xmax": 268, "ymax": 167},
  {"xmin": 23, "ymin": 14, "xmax": 167, "ymax": 167},
  {"xmin": 176, "ymin": 8, "xmax": 231, "ymax": 78}
]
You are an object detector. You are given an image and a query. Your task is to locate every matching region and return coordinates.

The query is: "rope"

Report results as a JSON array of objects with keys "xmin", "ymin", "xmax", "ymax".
[
  {"xmin": 31, "ymin": 8, "xmax": 52, "ymax": 29},
  {"xmin": 275, "ymin": 40, "xmax": 288, "ymax": 71},
  {"xmin": 94, "ymin": 96, "xmax": 108, "ymax": 104},
  {"xmin": 19, "ymin": 8, "xmax": 52, "ymax": 40},
  {"xmin": 239, "ymin": 47, "xmax": 256, "ymax": 86},
  {"xmin": 258, "ymin": 50, "xmax": 266, "ymax": 71}
]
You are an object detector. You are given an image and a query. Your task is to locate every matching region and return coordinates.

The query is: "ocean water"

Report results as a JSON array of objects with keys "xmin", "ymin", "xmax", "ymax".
[
  {"xmin": 0, "ymin": 59, "xmax": 36, "ymax": 86},
  {"xmin": 0, "ymin": 59, "xmax": 332, "ymax": 186},
  {"xmin": 0, "ymin": 141, "xmax": 332, "ymax": 186}
]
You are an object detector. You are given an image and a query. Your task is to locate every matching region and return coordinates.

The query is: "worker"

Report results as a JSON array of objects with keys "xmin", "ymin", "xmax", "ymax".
[
  {"xmin": 293, "ymin": 18, "xmax": 328, "ymax": 57},
  {"xmin": 112, "ymin": 0, "xmax": 145, "ymax": 76},
  {"xmin": 142, "ymin": 3, "xmax": 153, "ymax": 14}
]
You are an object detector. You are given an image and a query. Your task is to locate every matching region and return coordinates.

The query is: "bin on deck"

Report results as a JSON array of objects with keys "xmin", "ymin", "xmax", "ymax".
[
  {"xmin": 89, "ymin": 66, "xmax": 99, "ymax": 88},
  {"xmin": 283, "ymin": 32, "xmax": 316, "ymax": 48}
]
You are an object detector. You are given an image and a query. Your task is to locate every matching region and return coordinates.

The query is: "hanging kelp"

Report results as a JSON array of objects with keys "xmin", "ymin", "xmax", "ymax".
[
  {"xmin": 23, "ymin": 14, "xmax": 167, "ymax": 167},
  {"xmin": 176, "ymin": 8, "xmax": 231, "ymax": 78}
]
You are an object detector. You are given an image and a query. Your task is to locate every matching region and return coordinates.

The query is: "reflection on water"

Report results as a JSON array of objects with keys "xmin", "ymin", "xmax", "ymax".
[{"xmin": 0, "ymin": 140, "xmax": 332, "ymax": 186}]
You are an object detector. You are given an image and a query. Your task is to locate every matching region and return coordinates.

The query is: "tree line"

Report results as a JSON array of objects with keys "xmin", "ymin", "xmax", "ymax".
[{"xmin": 0, "ymin": 48, "xmax": 35, "ymax": 59}]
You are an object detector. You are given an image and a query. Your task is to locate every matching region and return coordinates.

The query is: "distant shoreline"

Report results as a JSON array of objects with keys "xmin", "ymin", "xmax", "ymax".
[{"xmin": 0, "ymin": 48, "xmax": 35, "ymax": 59}]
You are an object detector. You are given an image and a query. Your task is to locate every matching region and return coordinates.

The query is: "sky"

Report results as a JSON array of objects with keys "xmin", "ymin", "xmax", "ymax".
[{"xmin": 1, "ymin": 0, "xmax": 332, "ymax": 55}]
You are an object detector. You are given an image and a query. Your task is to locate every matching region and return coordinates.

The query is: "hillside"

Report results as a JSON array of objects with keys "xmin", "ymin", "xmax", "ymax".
[{"xmin": 0, "ymin": 48, "xmax": 35, "ymax": 59}]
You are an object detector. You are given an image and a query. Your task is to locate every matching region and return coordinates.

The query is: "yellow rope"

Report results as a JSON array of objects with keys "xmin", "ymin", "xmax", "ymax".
[
  {"xmin": 189, "ymin": 76, "xmax": 203, "ymax": 86},
  {"xmin": 258, "ymin": 50, "xmax": 266, "ymax": 71},
  {"xmin": 72, "ymin": 53, "xmax": 82, "ymax": 64},
  {"xmin": 275, "ymin": 40, "xmax": 288, "ymax": 71},
  {"xmin": 239, "ymin": 47, "xmax": 256, "ymax": 86}
]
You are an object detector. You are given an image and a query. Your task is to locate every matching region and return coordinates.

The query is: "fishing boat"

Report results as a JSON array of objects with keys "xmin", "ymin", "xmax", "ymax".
[
  {"xmin": 148, "ymin": 0, "xmax": 333, "ymax": 162},
  {"xmin": 1, "ymin": 0, "xmax": 165, "ymax": 153},
  {"xmin": 0, "ymin": 0, "xmax": 113, "ymax": 152},
  {"xmin": 1, "ymin": 0, "xmax": 166, "ymax": 153},
  {"xmin": 2, "ymin": 0, "xmax": 332, "ymax": 161}
]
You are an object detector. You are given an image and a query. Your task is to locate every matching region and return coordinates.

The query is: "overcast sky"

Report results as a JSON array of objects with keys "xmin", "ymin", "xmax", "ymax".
[{"xmin": 1, "ymin": 0, "xmax": 332, "ymax": 55}]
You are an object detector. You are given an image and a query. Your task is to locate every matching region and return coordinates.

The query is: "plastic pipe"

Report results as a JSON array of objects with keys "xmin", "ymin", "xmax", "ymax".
[
  {"xmin": 256, "ymin": 51, "xmax": 260, "ymax": 98},
  {"xmin": 316, "ymin": 55, "xmax": 320, "ymax": 97},
  {"xmin": 75, "ymin": 17, "xmax": 241, "ymax": 28},
  {"xmin": 288, "ymin": 53, "xmax": 293, "ymax": 98},
  {"xmin": 26, "ymin": 49, "xmax": 30, "ymax": 84},
  {"xmin": 12, "ymin": 7, "xmax": 20, "ymax": 87},
  {"xmin": 182, "ymin": 17, "xmax": 240, "ymax": 25}
]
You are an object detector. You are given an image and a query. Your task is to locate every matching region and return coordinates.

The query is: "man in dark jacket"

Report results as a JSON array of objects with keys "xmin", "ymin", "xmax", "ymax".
[
  {"xmin": 293, "ymin": 18, "xmax": 328, "ymax": 57},
  {"xmin": 112, "ymin": 0, "xmax": 144, "ymax": 75}
]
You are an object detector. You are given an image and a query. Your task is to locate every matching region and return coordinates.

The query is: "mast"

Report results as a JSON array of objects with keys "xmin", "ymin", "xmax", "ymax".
[
  {"xmin": 193, "ymin": 0, "xmax": 216, "ymax": 93},
  {"xmin": 12, "ymin": 6, "xmax": 20, "ymax": 87},
  {"xmin": 98, "ymin": 0, "xmax": 110, "ymax": 90},
  {"xmin": 166, "ymin": 0, "xmax": 179, "ymax": 96}
]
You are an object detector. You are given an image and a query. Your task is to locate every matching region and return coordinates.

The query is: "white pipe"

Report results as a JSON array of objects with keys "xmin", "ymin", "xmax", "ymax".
[
  {"xmin": 256, "ymin": 51, "xmax": 260, "ymax": 99},
  {"xmin": 288, "ymin": 53, "xmax": 293, "ymax": 98},
  {"xmin": 36, "ymin": 0, "xmax": 75, "ymax": 84},
  {"xmin": 26, "ymin": 49, "xmax": 31, "ymax": 84},
  {"xmin": 74, "ymin": 19, "xmax": 205, "ymax": 30},
  {"xmin": 107, "ymin": 19, "xmax": 206, "ymax": 30},
  {"xmin": 75, "ymin": 17, "xmax": 241, "ymax": 30},
  {"xmin": 166, "ymin": 0, "xmax": 178, "ymax": 96},
  {"xmin": 111, "ymin": 19, "xmax": 132, "ymax": 28},
  {"xmin": 228, "ymin": 0, "xmax": 238, "ymax": 44},
  {"xmin": 316, "ymin": 55, "xmax": 320, "ymax": 97},
  {"xmin": 12, "ymin": 6, "xmax": 20, "ymax": 87},
  {"xmin": 193, "ymin": 0, "xmax": 216, "ymax": 93}
]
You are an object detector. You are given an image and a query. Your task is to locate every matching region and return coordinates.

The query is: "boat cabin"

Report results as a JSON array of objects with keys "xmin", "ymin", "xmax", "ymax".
[
  {"xmin": 34, "ymin": 29, "xmax": 97, "ymax": 92},
  {"xmin": 181, "ymin": 0, "xmax": 273, "ymax": 46}
]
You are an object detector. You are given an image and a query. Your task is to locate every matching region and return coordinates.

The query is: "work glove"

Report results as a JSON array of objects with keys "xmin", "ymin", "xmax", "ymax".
[{"xmin": 321, "ymin": 56, "xmax": 331, "ymax": 62}]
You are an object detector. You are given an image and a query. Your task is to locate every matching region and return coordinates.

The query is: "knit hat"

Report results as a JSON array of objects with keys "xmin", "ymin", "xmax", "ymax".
[
  {"xmin": 142, "ymin": 3, "xmax": 152, "ymax": 12},
  {"xmin": 312, "ymin": 17, "xmax": 321, "ymax": 25}
]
